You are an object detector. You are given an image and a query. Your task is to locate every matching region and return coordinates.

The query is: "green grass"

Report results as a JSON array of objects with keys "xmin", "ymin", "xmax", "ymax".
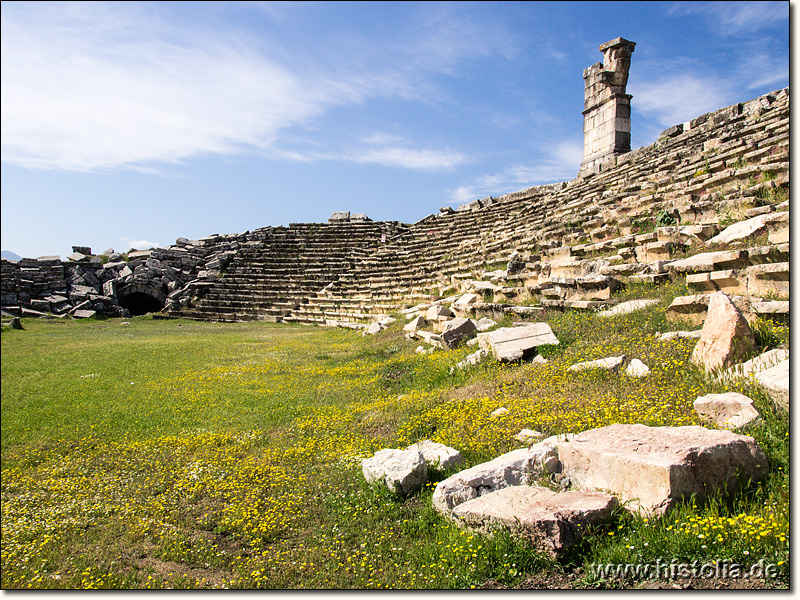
[{"xmin": 1, "ymin": 299, "xmax": 789, "ymax": 589}]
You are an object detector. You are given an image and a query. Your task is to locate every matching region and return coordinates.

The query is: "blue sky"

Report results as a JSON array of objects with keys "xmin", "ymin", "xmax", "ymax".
[{"xmin": 1, "ymin": 1, "xmax": 790, "ymax": 259}]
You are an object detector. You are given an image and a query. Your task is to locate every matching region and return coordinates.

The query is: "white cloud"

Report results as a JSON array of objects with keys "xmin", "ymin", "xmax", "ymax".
[
  {"xmin": 632, "ymin": 76, "xmax": 730, "ymax": 127},
  {"xmin": 125, "ymin": 239, "xmax": 161, "ymax": 251},
  {"xmin": 742, "ymin": 53, "xmax": 790, "ymax": 90},
  {"xmin": 350, "ymin": 146, "xmax": 466, "ymax": 172},
  {"xmin": 668, "ymin": 1, "xmax": 786, "ymax": 36},
  {"xmin": 0, "ymin": 3, "xmax": 412, "ymax": 173},
  {"xmin": 449, "ymin": 140, "xmax": 582, "ymax": 205}
]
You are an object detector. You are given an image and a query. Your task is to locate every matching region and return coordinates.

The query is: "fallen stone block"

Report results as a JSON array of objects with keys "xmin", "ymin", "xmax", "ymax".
[
  {"xmin": 426, "ymin": 305, "xmax": 454, "ymax": 321},
  {"xmin": 406, "ymin": 440, "xmax": 464, "ymax": 471},
  {"xmin": 441, "ymin": 317, "xmax": 477, "ymax": 348},
  {"xmin": 451, "ymin": 486, "xmax": 619, "ymax": 557},
  {"xmin": 719, "ymin": 348, "xmax": 789, "ymax": 382},
  {"xmin": 474, "ymin": 317, "xmax": 496, "ymax": 332},
  {"xmin": 449, "ymin": 348, "xmax": 489, "ymax": 373},
  {"xmin": 432, "ymin": 441, "xmax": 560, "ymax": 516},
  {"xmin": 568, "ymin": 355, "xmax": 626, "ymax": 374},
  {"xmin": 72, "ymin": 309, "xmax": 97, "ymax": 319},
  {"xmin": 665, "ymin": 293, "xmax": 751, "ymax": 326},
  {"xmin": 657, "ymin": 330, "xmax": 702, "ymax": 341},
  {"xmin": 625, "ymin": 358, "xmax": 650, "ymax": 377},
  {"xmin": 514, "ymin": 429, "xmax": 544, "ymax": 444},
  {"xmin": 706, "ymin": 214, "xmax": 769, "ymax": 245},
  {"xmin": 596, "ymin": 298, "xmax": 659, "ymax": 318},
  {"xmin": 667, "ymin": 250, "xmax": 748, "ymax": 275},
  {"xmin": 477, "ymin": 323, "xmax": 559, "ymax": 362},
  {"xmin": 403, "ymin": 315, "xmax": 427, "ymax": 332},
  {"xmin": 691, "ymin": 292, "xmax": 756, "ymax": 372},
  {"xmin": 764, "ymin": 211, "xmax": 789, "ymax": 244},
  {"xmin": 558, "ymin": 423, "xmax": 767, "ymax": 515},
  {"xmin": 694, "ymin": 392, "xmax": 761, "ymax": 429},
  {"xmin": 746, "ymin": 262, "xmax": 789, "ymax": 298},
  {"xmin": 362, "ymin": 448, "xmax": 427, "ymax": 497},
  {"xmin": 755, "ymin": 359, "xmax": 789, "ymax": 410}
]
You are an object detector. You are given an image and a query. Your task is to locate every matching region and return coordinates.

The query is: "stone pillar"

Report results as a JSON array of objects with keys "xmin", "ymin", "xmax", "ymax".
[{"xmin": 579, "ymin": 37, "xmax": 636, "ymax": 175}]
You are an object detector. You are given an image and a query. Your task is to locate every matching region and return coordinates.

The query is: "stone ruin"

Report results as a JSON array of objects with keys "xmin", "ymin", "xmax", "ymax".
[
  {"xmin": 580, "ymin": 37, "xmax": 636, "ymax": 174},
  {"xmin": 1, "ymin": 39, "xmax": 790, "ymax": 332}
]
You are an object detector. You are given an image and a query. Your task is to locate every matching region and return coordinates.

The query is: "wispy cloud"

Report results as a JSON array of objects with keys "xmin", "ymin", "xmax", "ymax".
[
  {"xmin": 449, "ymin": 140, "xmax": 582, "ymax": 205},
  {"xmin": 350, "ymin": 146, "xmax": 466, "ymax": 172},
  {"xmin": 123, "ymin": 239, "xmax": 161, "ymax": 251},
  {"xmin": 667, "ymin": 1, "xmax": 786, "ymax": 36},
  {"xmin": 741, "ymin": 53, "xmax": 790, "ymax": 90},
  {"xmin": 0, "ymin": 4, "xmax": 360, "ymax": 171},
  {"xmin": 632, "ymin": 75, "xmax": 730, "ymax": 127},
  {"xmin": 1, "ymin": 2, "xmax": 486, "ymax": 174}
]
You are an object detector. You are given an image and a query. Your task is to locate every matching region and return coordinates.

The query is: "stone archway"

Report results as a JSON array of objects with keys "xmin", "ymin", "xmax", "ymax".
[{"xmin": 117, "ymin": 283, "xmax": 167, "ymax": 316}]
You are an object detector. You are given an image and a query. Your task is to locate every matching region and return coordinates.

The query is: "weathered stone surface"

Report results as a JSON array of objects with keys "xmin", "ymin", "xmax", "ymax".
[
  {"xmin": 403, "ymin": 315, "xmax": 427, "ymax": 332},
  {"xmin": 755, "ymin": 359, "xmax": 789, "ymax": 410},
  {"xmin": 568, "ymin": 355, "xmax": 626, "ymax": 373},
  {"xmin": 691, "ymin": 292, "xmax": 756, "ymax": 372},
  {"xmin": 625, "ymin": 358, "xmax": 650, "ymax": 377},
  {"xmin": 559, "ymin": 423, "xmax": 767, "ymax": 514},
  {"xmin": 432, "ymin": 441, "xmax": 560, "ymax": 515},
  {"xmin": 665, "ymin": 293, "xmax": 752, "ymax": 326},
  {"xmin": 478, "ymin": 323, "xmax": 559, "ymax": 362},
  {"xmin": 597, "ymin": 298, "xmax": 659, "ymax": 318},
  {"xmin": 441, "ymin": 317, "xmax": 477, "ymax": 348},
  {"xmin": 407, "ymin": 440, "xmax": 464, "ymax": 471},
  {"xmin": 667, "ymin": 250, "xmax": 748, "ymax": 274},
  {"xmin": 451, "ymin": 486, "xmax": 619, "ymax": 556},
  {"xmin": 362, "ymin": 321, "xmax": 384, "ymax": 336},
  {"xmin": 514, "ymin": 429, "xmax": 544, "ymax": 444},
  {"xmin": 720, "ymin": 348, "xmax": 789, "ymax": 381},
  {"xmin": 426, "ymin": 305, "xmax": 454, "ymax": 321},
  {"xmin": 694, "ymin": 392, "xmax": 761, "ymax": 429},
  {"xmin": 474, "ymin": 317, "xmax": 497, "ymax": 332},
  {"xmin": 449, "ymin": 348, "xmax": 489, "ymax": 373},
  {"xmin": 72, "ymin": 309, "xmax": 97, "ymax": 319},
  {"xmin": 764, "ymin": 210, "xmax": 789, "ymax": 243},
  {"xmin": 657, "ymin": 330, "xmax": 703, "ymax": 341},
  {"xmin": 453, "ymin": 293, "xmax": 479, "ymax": 307},
  {"xmin": 706, "ymin": 214, "xmax": 769, "ymax": 245},
  {"xmin": 362, "ymin": 448, "xmax": 427, "ymax": 497},
  {"xmin": 746, "ymin": 262, "xmax": 789, "ymax": 298}
]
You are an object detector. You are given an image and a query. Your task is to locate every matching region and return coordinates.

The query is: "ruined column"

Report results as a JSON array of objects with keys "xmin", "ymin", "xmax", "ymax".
[{"xmin": 579, "ymin": 37, "xmax": 636, "ymax": 175}]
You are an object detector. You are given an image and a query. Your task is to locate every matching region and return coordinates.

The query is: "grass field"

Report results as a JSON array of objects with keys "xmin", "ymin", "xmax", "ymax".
[{"xmin": 0, "ymin": 283, "xmax": 789, "ymax": 589}]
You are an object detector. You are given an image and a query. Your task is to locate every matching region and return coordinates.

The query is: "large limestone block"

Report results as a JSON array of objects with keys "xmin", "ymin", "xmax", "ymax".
[
  {"xmin": 720, "ymin": 348, "xmax": 789, "ymax": 381},
  {"xmin": 477, "ymin": 323, "xmax": 559, "ymax": 362},
  {"xmin": 403, "ymin": 315, "xmax": 427, "ymax": 332},
  {"xmin": 426, "ymin": 305, "xmax": 454, "ymax": 321},
  {"xmin": 691, "ymin": 292, "xmax": 756, "ymax": 372},
  {"xmin": 441, "ymin": 317, "xmax": 477, "ymax": 349},
  {"xmin": 764, "ymin": 211, "xmax": 789, "ymax": 244},
  {"xmin": 362, "ymin": 448, "xmax": 427, "ymax": 497},
  {"xmin": 755, "ymin": 359, "xmax": 789, "ymax": 410},
  {"xmin": 667, "ymin": 250, "xmax": 748, "ymax": 275},
  {"xmin": 407, "ymin": 440, "xmax": 464, "ymax": 471},
  {"xmin": 746, "ymin": 262, "xmax": 789, "ymax": 298},
  {"xmin": 597, "ymin": 298, "xmax": 659, "ymax": 318},
  {"xmin": 694, "ymin": 392, "xmax": 761, "ymax": 429},
  {"xmin": 451, "ymin": 486, "xmax": 618, "ymax": 557},
  {"xmin": 558, "ymin": 423, "xmax": 767, "ymax": 514},
  {"xmin": 706, "ymin": 214, "xmax": 769, "ymax": 245},
  {"xmin": 568, "ymin": 355, "xmax": 626, "ymax": 373},
  {"xmin": 665, "ymin": 293, "xmax": 752, "ymax": 326},
  {"xmin": 432, "ymin": 441, "xmax": 560, "ymax": 516}
]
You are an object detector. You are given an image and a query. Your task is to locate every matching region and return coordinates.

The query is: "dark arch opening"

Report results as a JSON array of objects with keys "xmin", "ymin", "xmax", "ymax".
[{"xmin": 119, "ymin": 291, "xmax": 165, "ymax": 316}]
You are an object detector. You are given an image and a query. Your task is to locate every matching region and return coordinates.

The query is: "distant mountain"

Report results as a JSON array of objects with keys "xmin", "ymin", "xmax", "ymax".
[{"xmin": 1, "ymin": 251, "xmax": 23, "ymax": 261}]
